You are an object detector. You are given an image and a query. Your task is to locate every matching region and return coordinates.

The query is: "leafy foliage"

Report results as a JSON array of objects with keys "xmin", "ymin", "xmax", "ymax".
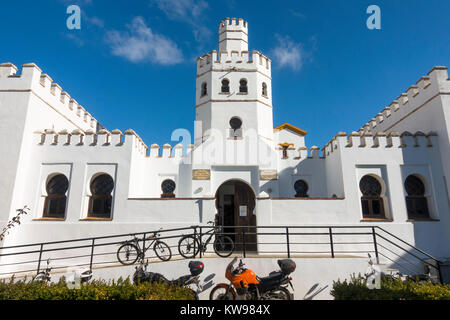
[
  {"xmin": 0, "ymin": 276, "xmax": 195, "ymax": 300},
  {"xmin": 331, "ymin": 273, "xmax": 450, "ymax": 300}
]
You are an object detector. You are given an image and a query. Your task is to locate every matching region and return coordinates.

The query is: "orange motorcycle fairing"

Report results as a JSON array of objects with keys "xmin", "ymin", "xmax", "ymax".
[{"xmin": 226, "ymin": 268, "xmax": 259, "ymax": 289}]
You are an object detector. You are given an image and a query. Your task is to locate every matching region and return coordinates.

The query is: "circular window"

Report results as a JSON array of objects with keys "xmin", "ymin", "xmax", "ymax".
[
  {"xmin": 46, "ymin": 175, "xmax": 69, "ymax": 195},
  {"xmin": 91, "ymin": 174, "xmax": 114, "ymax": 195},
  {"xmin": 294, "ymin": 180, "xmax": 309, "ymax": 197},
  {"xmin": 405, "ymin": 175, "xmax": 425, "ymax": 196},
  {"xmin": 359, "ymin": 175, "xmax": 382, "ymax": 196},
  {"xmin": 229, "ymin": 117, "xmax": 242, "ymax": 130},
  {"xmin": 161, "ymin": 179, "xmax": 176, "ymax": 194}
]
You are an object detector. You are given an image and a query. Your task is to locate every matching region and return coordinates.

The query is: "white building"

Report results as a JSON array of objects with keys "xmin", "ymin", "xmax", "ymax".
[{"xmin": 0, "ymin": 18, "xmax": 449, "ymax": 284}]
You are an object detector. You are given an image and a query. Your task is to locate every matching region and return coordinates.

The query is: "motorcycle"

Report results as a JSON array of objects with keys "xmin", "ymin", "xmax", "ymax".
[
  {"xmin": 209, "ymin": 257, "xmax": 296, "ymax": 300},
  {"xmin": 365, "ymin": 253, "xmax": 438, "ymax": 285},
  {"xmin": 133, "ymin": 259, "xmax": 204, "ymax": 300}
]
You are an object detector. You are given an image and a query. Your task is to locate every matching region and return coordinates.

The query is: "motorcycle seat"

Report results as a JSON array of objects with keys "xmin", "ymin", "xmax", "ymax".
[
  {"xmin": 257, "ymin": 272, "xmax": 285, "ymax": 287},
  {"xmin": 169, "ymin": 275, "xmax": 192, "ymax": 286}
]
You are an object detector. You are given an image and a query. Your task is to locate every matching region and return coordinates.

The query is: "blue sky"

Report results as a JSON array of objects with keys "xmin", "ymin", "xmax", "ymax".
[{"xmin": 1, "ymin": 0, "xmax": 449, "ymax": 148}]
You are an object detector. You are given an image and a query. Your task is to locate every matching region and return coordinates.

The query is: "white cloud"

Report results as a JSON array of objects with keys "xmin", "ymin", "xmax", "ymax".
[
  {"xmin": 152, "ymin": 0, "xmax": 211, "ymax": 49},
  {"xmin": 85, "ymin": 15, "xmax": 104, "ymax": 28},
  {"xmin": 271, "ymin": 35, "xmax": 305, "ymax": 71},
  {"xmin": 290, "ymin": 9, "xmax": 306, "ymax": 20},
  {"xmin": 105, "ymin": 16, "xmax": 183, "ymax": 65},
  {"xmin": 152, "ymin": 0, "xmax": 208, "ymax": 21}
]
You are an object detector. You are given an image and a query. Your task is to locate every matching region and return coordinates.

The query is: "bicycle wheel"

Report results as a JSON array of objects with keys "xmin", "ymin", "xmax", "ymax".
[
  {"xmin": 178, "ymin": 235, "xmax": 200, "ymax": 259},
  {"xmin": 153, "ymin": 241, "xmax": 172, "ymax": 261},
  {"xmin": 117, "ymin": 243, "xmax": 140, "ymax": 265},
  {"xmin": 213, "ymin": 235, "xmax": 235, "ymax": 257}
]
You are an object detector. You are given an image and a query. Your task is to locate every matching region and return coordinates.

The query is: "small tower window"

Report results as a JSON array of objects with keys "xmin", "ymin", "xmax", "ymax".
[
  {"xmin": 43, "ymin": 174, "xmax": 69, "ymax": 218},
  {"xmin": 405, "ymin": 175, "xmax": 430, "ymax": 219},
  {"xmin": 88, "ymin": 174, "xmax": 114, "ymax": 218},
  {"xmin": 201, "ymin": 82, "xmax": 207, "ymax": 97},
  {"xmin": 262, "ymin": 82, "xmax": 267, "ymax": 97},
  {"xmin": 294, "ymin": 180, "xmax": 309, "ymax": 198},
  {"xmin": 239, "ymin": 79, "xmax": 248, "ymax": 93},
  {"xmin": 229, "ymin": 117, "xmax": 243, "ymax": 138},
  {"xmin": 221, "ymin": 79, "xmax": 230, "ymax": 93},
  {"xmin": 359, "ymin": 175, "xmax": 386, "ymax": 219},
  {"xmin": 279, "ymin": 143, "xmax": 293, "ymax": 159},
  {"xmin": 161, "ymin": 179, "xmax": 176, "ymax": 198},
  {"xmin": 282, "ymin": 146, "xmax": 289, "ymax": 159}
]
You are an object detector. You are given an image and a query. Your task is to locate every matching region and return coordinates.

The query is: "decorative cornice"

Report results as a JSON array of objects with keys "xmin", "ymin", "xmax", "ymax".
[{"xmin": 274, "ymin": 123, "xmax": 307, "ymax": 136}]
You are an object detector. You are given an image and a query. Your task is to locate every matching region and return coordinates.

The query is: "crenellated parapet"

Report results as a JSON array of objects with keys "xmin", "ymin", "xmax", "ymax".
[
  {"xmin": 34, "ymin": 128, "xmax": 196, "ymax": 160},
  {"xmin": 34, "ymin": 128, "xmax": 147, "ymax": 155},
  {"xmin": 196, "ymin": 50, "xmax": 271, "ymax": 77},
  {"xmin": 0, "ymin": 62, "xmax": 100, "ymax": 131},
  {"xmin": 326, "ymin": 130, "xmax": 438, "ymax": 153},
  {"xmin": 358, "ymin": 66, "xmax": 450, "ymax": 133}
]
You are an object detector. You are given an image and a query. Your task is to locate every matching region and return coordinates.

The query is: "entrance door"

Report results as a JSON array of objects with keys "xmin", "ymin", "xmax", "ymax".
[{"xmin": 216, "ymin": 180, "xmax": 257, "ymax": 252}]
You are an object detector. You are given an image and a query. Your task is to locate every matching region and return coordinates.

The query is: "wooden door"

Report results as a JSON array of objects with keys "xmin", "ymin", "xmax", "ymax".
[{"xmin": 234, "ymin": 181, "xmax": 257, "ymax": 252}]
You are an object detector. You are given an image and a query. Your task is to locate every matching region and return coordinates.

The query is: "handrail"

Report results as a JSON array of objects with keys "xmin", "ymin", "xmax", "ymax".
[
  {"xmin": 374, "ymin": 226, "xmax": 441, "ymax": 262},
  {"xmin": 0, "ymin": 224, "xmax": 443, "ymax": 283}
]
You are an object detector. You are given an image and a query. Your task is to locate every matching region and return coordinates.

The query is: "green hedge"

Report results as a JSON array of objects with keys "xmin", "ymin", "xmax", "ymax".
[
  {"xmin": 0, "ymin": 277, "xmax": 195, "ymax": 300},
  {"xmin": 331, "ymin": 274, "xmax": 450, "ymax": 300}
]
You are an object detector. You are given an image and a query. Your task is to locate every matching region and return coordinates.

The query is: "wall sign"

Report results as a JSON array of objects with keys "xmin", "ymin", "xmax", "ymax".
[
  {"xmin": 239, "ymin": 206, "xmax": 247, "ymax": 217},
  {"xmin": 192, "ymin": 169, "xmax": 211, "ymax": 180},
  {"xmin": 260, "ymin": 170, "xmax": 278, "ymax": 180}
]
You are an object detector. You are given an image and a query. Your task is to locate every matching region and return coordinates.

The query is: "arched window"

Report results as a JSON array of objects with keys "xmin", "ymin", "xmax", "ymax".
[
  {"xmin": 201, "ymin": 82, "xmax": 207, "ymax": 97},
  {"xmin": 359, "ymin": 175, "xmax": 385, "ymax": 218},
  {"xmin": 43, "ymin": 174, "xmax": 69, "ymax": 218},
  {"xmin": 161, "ymin": 179, "xmax": 176, "ymax": 198},
  {"xmin": 294, "ymin": 180, "xmax": 309, "ymax": 197},
  {"xmin": 239, "ymin": 79, "xmax": 248, "ymax": 93},
  {"xmin": 262, "ymin": 82, "xmax": 267, "ymax": 97},
  {"xmin": 221, "ymin": 79, "xmax": 230, "ymax": 93},
  {"xmin": 88, "ymin": 174, "xmax": 114, "ymax": 218},
  {"xmin": 405, "ymin": 175, "xmax": 430, "ymax": 219},
  {"xmin": 229, "ymin": 117, "xmax": 242, "ymax": 138}
]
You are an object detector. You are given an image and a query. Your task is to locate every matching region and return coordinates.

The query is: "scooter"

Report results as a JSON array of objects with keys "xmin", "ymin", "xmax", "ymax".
[
  {"xmin": 133, "ymin": 259, "xmax": 204, "ymax": 299},
  {"xmin": 33, "ymin": 258, "xmax": 52, "ymax": 283},
  {"xmin": 366, "ymin": 253, "xmax": 438, "ymax": 284},
  {"xmin": 209, "ymin": 257, "xmax": 295, "ymax": 300}
]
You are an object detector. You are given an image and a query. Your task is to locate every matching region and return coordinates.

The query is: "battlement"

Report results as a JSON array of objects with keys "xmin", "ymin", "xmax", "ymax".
[
  {"xmin": 358, "ymin": 66, "xmax": 450, "ymax": 134},
  {"xmin": 0, "ymin": 62, "xmax": 100, "ymax": 131},
  {"xmin": 219, "ymin": 18, "xmax": 248, "ymax": 33},
  {"xmin": 34, "ymin": 129, "xmax": 196, "ymax": 160},
  {"xmin": 322, "ymin": 131, "xmax": 438, "ymax": 157},
  {"xmin": 197, "ymin": 50, "xmax": 271, "ymax": 76}
]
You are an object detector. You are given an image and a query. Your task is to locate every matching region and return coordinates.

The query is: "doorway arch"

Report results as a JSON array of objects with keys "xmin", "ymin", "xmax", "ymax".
[{"xmin": 215, "ymin": 180, "xmax": 257, "ymax": 252}]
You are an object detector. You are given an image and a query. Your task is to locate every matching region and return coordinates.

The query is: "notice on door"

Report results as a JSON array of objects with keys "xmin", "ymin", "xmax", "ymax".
[{"xmin": 239, "ymin": 206, "xmax": 247, "ymax": 217}]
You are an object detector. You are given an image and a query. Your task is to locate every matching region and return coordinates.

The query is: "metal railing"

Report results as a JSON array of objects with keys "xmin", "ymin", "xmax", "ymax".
[{"xmin": 0, "ymin": 225, "xmax": 443, "ymax": 283}]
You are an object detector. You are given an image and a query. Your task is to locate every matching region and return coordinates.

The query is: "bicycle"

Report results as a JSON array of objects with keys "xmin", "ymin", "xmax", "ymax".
[
  {"xmin": 117, "ymin": 229, "xmax": 172, "ymax": 265},
  {"xmin": 178, "ymin": 221, "xmax": 235, "ymax": 259}
]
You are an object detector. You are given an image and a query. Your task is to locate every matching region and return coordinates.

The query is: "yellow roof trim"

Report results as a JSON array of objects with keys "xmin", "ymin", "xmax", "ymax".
[{"xmin": 274, "ymin": 123, "xmax": 307, "ymax": 136}]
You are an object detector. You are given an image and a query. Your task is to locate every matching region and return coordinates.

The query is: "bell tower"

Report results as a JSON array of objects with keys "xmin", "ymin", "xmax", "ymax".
[
  {"xmin": 195, "ymin": 18, "xmax": 274, "ymax": 147},
  {"xmin": 219, "ymin": 18, "xmax": 248, "ymax": 52}
]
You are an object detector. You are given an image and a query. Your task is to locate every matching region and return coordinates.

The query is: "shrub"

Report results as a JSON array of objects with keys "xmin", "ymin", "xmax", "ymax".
[
  {"xmin": 0, "ymin": 277, "xmax": 195, "ymax": 300},
  {"xmin": 331, "ymin": 273, "xmax": 450, "ymax": 300}
]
